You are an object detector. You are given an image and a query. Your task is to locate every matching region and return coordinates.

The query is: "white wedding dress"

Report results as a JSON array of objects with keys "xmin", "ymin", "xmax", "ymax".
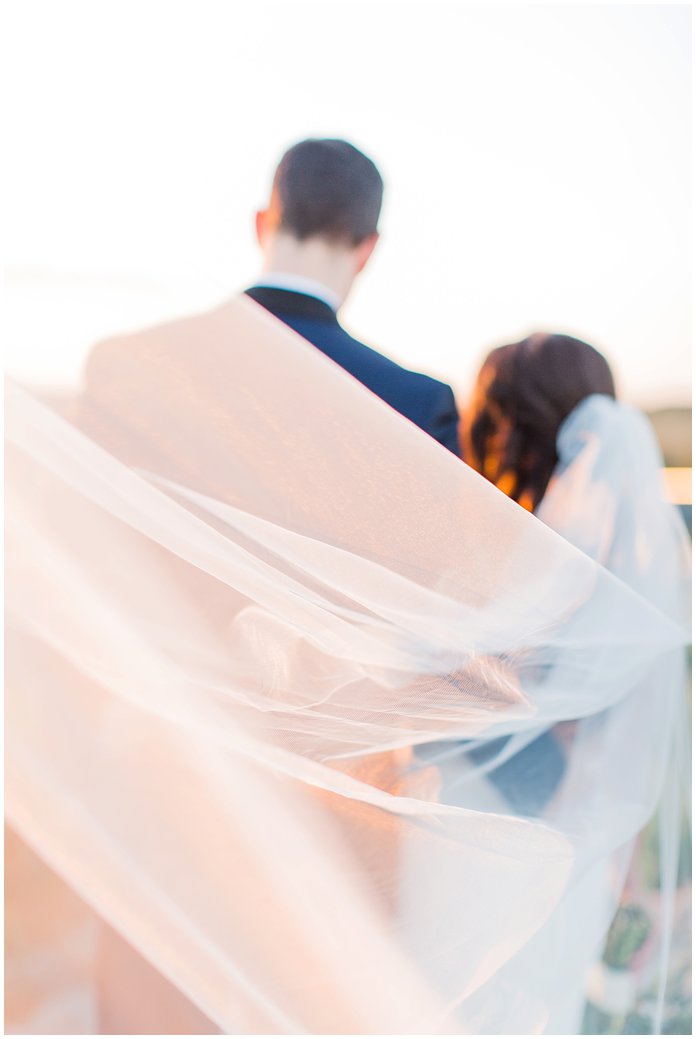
[{"xmin": 5, "ymin": 297, "xmax": 690, "ymax": 1034}]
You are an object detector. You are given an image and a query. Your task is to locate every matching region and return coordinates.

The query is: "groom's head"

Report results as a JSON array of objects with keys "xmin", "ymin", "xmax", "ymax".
[{"xmin": 255, "ymin": 139, "xmax": 384, "ymax": 304}]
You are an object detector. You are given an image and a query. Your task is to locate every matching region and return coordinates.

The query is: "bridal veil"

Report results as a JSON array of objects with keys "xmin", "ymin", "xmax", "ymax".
[{"xmin": 5, "ymin": 297, "xmax": 690, "ymax": 1034}]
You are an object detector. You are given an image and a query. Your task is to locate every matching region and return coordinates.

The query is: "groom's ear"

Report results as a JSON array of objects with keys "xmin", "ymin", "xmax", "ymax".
[
  {"xmin": 255, "ymin": 209, "xmax": 269, "ymax": 247},
  {"xmin": 256, "ymin": 190, "xmax": 283, "ymax": 247},
  {"xmin": 354, "ymin": 232, "xmax": 379, "ymax": 274}
]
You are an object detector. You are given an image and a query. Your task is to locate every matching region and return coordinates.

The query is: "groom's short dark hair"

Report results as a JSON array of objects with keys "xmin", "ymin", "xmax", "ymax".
[{"xmin": 272, "ymin": 139, "xmax": 383, "ymax": 246}]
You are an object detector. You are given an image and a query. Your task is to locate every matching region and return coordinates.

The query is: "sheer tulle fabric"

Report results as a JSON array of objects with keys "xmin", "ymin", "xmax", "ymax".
[{"xmin": 5, "ymin": 298, "xmax": 689, "ymax": 1034}]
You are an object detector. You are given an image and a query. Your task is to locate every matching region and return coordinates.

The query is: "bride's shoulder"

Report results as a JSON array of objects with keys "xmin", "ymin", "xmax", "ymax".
[{"xmin": 559, "ymin": 395, "xmax": 660, "ymax": 458}]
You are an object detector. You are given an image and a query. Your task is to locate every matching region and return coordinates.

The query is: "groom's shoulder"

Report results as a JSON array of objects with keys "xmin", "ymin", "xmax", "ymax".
[
  {"xmin": 340, "ymin": 327, "xmax": 455, "ymax": 405},
  {"xmin": 334, "ymin": 328, "xmax": 459, "ymax": 452},
  {"xmin": 84, "ymin": 304, "xmax": 230, "ymax": 383}
]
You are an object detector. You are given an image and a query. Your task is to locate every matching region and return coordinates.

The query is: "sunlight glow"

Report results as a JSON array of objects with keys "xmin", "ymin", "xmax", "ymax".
[
  {"xmin": 5, "ymin": 1, "xmax": 691, "ymax": 411},
  {"xmin": 662, "ymin": 468, "xmax": 692, "ymax": 507}
]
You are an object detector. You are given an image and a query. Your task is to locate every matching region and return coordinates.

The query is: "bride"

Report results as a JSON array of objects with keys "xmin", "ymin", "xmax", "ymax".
[
  {"xmin": 460, "ymin": 331, "xmax": 691, "ymax": 1029},
  {"xmin": 5, "ymin": 301, "xmax": 689, "ymax": 1034}
]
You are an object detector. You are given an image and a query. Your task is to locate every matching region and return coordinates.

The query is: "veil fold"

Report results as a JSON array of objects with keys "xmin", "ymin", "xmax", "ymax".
[{"xmin": 5, "ymin": 298, "xmax": 690, "ymax": 1034}]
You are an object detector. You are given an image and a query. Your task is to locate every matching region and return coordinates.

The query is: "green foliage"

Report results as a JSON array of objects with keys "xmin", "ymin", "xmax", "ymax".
[
  {"xmin": 602, "ymin": 905, "xmax": 651, "ymax": 969},
  {"xmin": 660, "ymin": 1004, "xmax": 693, "ymax": 1035},
  {"xmin": 623, "ymin": 1011, "xmax": 653, "ymax": 1033},
  {"xmin": 640, "ymin": 811, "xmax": 692, "ymax": 890},
  {"xmin": 582, "ymin": 1002, "xmax": 613, "ymax": 1034}
]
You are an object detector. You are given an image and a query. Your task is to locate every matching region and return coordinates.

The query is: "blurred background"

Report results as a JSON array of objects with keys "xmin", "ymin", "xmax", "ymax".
[{"xmin": 5, "ymin": 3, "xmax": 691, "ymax": 490}]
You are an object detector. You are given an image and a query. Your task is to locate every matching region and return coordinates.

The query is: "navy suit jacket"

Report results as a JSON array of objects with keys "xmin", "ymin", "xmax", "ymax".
[{"xmin": 245, "ymin": 287, "xmax": 461, "ymax": 456}]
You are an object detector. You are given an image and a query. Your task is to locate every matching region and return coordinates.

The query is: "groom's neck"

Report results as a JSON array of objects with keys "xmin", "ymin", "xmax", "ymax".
[{"xmin": 259, "ymin": 231, "xmax": 359, "ymax": 309}]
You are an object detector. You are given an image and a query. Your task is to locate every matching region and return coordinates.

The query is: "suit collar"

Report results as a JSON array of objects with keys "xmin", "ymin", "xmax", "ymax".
[
  {"xmin": 250, "ymin": 273, "xmax": 341, "ymax": 310},
  {"xmin": 244, "ymin": 286, "xmax": 339, "ymax": 322}
]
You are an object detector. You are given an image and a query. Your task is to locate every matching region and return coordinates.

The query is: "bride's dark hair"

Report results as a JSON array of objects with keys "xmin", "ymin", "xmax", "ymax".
[{"xmin": 466, "ymin": 333, "xmax": 616, "ymax": 511}]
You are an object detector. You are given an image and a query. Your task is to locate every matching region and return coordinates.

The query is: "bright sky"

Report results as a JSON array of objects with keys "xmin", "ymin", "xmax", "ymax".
[{"xmin": 5, "ymin": 1, "xmax": 691, "ymax": 409}]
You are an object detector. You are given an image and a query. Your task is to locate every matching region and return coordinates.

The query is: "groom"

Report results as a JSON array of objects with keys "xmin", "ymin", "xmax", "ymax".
[
  {"xmin": 246, "ymin": 138, "xmax": 461, "ymax": 456},
  {"xmin": 83, "ymin": 138, "xmax": 460, "ymax": 463}
]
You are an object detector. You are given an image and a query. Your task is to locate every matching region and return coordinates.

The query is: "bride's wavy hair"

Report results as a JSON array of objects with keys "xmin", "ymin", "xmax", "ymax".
[{"xmin": 465, "ymin": 333, "xmax": 616, "ymax": 511}]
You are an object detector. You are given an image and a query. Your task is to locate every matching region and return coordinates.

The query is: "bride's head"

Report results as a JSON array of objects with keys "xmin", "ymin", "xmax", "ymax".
[{"xmin": 465, "ymin": 333, "xmax": 616, "ymax": 511}]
